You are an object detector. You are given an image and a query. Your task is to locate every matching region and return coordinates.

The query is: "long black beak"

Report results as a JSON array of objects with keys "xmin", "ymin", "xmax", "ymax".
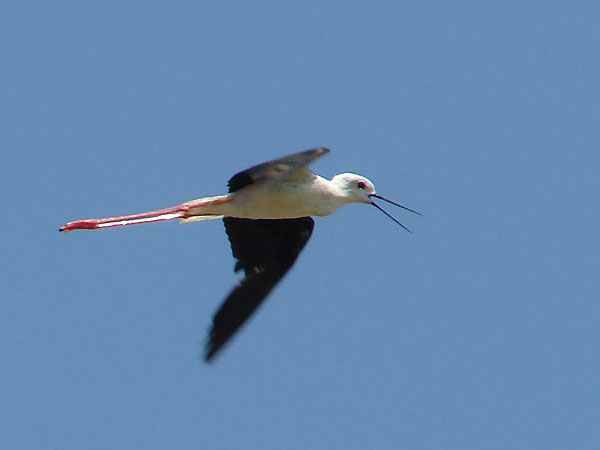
[{"xmin": 369, "ymin": 194, "xmax": 422, "ymax": 233}]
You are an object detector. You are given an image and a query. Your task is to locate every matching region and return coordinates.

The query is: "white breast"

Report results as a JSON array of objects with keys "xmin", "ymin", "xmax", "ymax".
[{"xmin": 231, "ymin": 176, "xmax": 345, "ymax": 219}]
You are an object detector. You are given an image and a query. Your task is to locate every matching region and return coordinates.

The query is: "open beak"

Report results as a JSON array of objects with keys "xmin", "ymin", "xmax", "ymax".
[{"xmin": 369, "ymin": 194, "xmax": 422, "ymax": 233}]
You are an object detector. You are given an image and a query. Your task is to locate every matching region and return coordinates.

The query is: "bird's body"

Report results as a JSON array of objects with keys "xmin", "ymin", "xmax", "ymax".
[
  {"xmin": 60, "ymin": 148, "xmax": 419, "ymax": 361},
  {"xmin": 184, "ymin": 174, "xmax": 349, "ymax": 220}
]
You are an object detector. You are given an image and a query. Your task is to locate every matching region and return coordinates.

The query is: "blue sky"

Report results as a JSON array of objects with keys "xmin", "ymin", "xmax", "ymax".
[{"xmin": 3, "ymin": 2, "xmax": 599, "ymax": 449}]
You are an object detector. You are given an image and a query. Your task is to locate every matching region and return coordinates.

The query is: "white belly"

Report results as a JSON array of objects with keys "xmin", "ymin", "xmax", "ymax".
[{"xmin": 232, "ymin": 181, "xmax": 342, "ymax": 219}]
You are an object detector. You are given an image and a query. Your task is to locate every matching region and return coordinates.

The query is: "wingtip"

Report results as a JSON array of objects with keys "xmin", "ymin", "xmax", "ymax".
[
  {"xmin": 203, "ymin": 344, "xmax": 219, "ymax": 364},
  {"xmin": 304, "ymin": 147, "xmax": 330, "ymax": 156},
  {"xmin": 303, "ymin": 147, "xmax": 330, "ymax": 161}
]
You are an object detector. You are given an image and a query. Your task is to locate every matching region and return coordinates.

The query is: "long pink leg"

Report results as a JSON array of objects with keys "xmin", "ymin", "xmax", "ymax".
[{"xmin": 59, "ymin": 197, "xmax": 231, "ymax": 232}]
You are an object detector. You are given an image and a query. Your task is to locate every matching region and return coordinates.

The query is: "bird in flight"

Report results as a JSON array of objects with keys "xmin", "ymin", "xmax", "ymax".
[{"xmin": 60, "ymin": 148, "xmax": 420, "ymax": 362}]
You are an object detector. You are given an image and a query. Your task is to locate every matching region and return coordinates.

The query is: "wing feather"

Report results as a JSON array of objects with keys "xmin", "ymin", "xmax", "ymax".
[
  {"xmin": 204, "ymin": 217, "xmax": 315, "ymax": 362},
  {"xmin": 227, "ymin": 148, "xmax": 329, "ymax": 193}
]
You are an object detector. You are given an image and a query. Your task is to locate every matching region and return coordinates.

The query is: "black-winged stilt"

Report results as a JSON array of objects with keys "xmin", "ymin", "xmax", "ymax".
[{"xmin": 60, "ymin": 148, "xmax": 420, "ymax": 362}]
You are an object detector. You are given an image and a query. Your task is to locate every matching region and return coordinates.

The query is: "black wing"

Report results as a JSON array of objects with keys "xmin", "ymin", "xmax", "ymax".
[
  {"xmin": 204, "ymin": 217, "xmax": 315, "ymax": 362},
  {"xmin": 227, "ymin": 147, "xmax": 330, "ymax": 193}
]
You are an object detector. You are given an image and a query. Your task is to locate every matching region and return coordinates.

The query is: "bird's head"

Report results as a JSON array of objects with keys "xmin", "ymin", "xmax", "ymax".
[
  {"xmin": 331, "ymin": 173, "xmax": 376, "ymax": 204},
  {"xmin": 331, "ymin": 172, "xmax": 421, "ymax": 232}
]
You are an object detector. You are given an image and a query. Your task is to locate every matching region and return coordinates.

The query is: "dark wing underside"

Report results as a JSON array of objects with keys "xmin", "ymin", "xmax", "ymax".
[
  {"xmin": 227, "ymin": 147, "xmax": 329, "ymax": 193},
  {"xmin": 204, "ymin": 217, "xmax": 314, "ymax": 362}
]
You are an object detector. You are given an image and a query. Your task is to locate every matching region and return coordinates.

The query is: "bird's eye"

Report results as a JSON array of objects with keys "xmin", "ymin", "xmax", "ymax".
[{"xmin": 357, "ymin": 181, "xmax": 366, "ymax": 189}]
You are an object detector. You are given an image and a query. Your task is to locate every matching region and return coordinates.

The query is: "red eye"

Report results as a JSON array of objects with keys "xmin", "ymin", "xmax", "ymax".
[{"xmin": 357, "ymin": 181, "xmax": 366, "ymax": 189}]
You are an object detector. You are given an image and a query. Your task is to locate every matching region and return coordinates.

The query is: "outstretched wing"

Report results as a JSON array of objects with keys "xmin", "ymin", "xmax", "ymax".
[
  {"xmin": 204, "ymin": 217, "xmax": 315, "ymax": 362},
  {"xmin": 227, "ymin": 147, "xmax": 330, "ymax": 193}
]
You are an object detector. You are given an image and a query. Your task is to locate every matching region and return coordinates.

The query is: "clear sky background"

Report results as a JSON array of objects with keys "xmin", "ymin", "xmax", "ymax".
[{"xmin": 3, "ymin": 2, "xmax": 599, "ymax": 449}]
